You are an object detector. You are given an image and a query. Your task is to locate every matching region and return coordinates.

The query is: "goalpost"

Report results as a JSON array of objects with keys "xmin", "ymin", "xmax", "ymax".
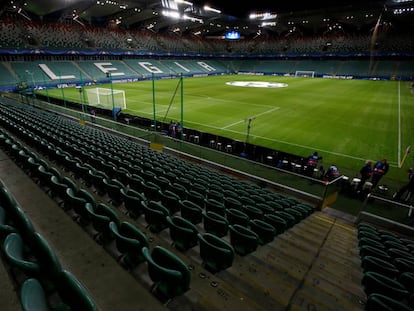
[
  {"xmin": 295, "ymin": 71, "xmax": 315, "ymax": 78},
  {"xmin": 85, "ymin": 87, "xmax": 126, "ymax": 110}
]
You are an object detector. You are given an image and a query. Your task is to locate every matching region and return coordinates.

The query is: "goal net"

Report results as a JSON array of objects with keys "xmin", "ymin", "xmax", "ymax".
[
  {"xmin": 85, "ymin": 88, "xmax": 126, "ymax": 110},
  {"xmin": 295, "ymin": 71, "xmax": 315, "ymax": 78}
]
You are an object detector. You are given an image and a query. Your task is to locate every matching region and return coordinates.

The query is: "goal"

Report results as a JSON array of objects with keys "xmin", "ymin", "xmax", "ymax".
[
  {"xmin": 295, "ymin": 71, "xmax": 315, "ymax": 78},
  {"xmin": 85, "ymin": 87, "xmax": 126, "ymax": 110}
]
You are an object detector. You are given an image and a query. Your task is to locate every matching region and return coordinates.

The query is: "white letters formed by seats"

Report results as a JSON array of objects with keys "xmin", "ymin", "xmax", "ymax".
[
  {"xmin": 38, "ymin": 64, "xmax": 76, "ymax": 80},
  {"xmin": 197, "ymin": 62, "xmax": 216, "ymax": 72},
  {"xmin": 94, "ymin": 63, "xmax": 125, "ymax": 77},
  {"xmin": 138, "ymin": 62, "xmax": 163, "ymax": 74}
]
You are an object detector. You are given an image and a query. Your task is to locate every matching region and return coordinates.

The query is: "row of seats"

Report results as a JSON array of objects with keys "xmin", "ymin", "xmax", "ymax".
[
  {"xmin": 0, "ymin": 126, "xmax": 193, "ymax": 300},
  {"xmin": 0, "ymin": 179, "xmax": 98, "ymax": 310},
  {"xmin": 357, "ymin": 223, "xmax": 414, "ymax": 310},
  {"xmin": 2, "ymin": 18, "xmax": 414, "ymax": 55},
  {"xmin": 0, "ymin": 98, "xmax": 314, "ymax": 300}
]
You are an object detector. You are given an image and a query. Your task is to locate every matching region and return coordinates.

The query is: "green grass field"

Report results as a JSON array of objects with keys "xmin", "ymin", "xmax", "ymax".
[{"xmin": 41, "ymin": 75, "xmax": 414, "ymax": 182}]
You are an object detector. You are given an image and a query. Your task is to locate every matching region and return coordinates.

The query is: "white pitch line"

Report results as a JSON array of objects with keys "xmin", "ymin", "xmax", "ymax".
[
  {"xmin": 222, "ymin": 107, "xmax": 280, "ymax": 129},
  {"xmin": 127, "ymin": 107, "xmax": 173, "ymax": 116},
  {"xmin": 185, "ymin": 119, "xmax": 398, "ymax": 165}
]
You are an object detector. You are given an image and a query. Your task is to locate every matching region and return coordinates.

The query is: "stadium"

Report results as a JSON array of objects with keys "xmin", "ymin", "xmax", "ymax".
[{"xmin": 0, "ymin": 0, "xmax": 414, "ymax": 310}]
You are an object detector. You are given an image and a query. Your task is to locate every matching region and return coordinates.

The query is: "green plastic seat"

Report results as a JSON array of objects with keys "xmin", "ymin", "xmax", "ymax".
[
  {"xmin": 158, "ymin": 190, "xmax": 181, "ymax": 214},
  {"xmin": 142, "ymin": 201, "xmax": 170, "ymax": 233},
  {"xmin": 205, "ymin": 198, "xmax": 226, "ymax": 216},
  {"xmin": 358, "ymin": 237, "xmax": 387, "ymax": 250},
  {"xmin": 249, "ymin": 219, "xmax": 276, "ymax": 245},
  {"xmin": 242, "ymin": 205, "xmax": 264, "ymax": 221},
  {"xmin": 223, "ymin": 196, "xmax": 242, "ymax": 210},
  {"xmin": 55, "ymin": 269, "xmax": 98, "ymax": 311},
  {"xmin": 3, "ymin": 232, "xmax": 40, "ymax": 275},
  {"xmin": 166, "ymin": 216, "xmax": 199, "ymax": 251},
  {"xmin": 179, "ymin": 200, "xmax": 203, "ymax": 225},
  {"xmin": 109, "ymin": 221, "xmax": 149, "ymax": 268},
  {"xmin": 187, "ymin": 190, "xmax": 206, "ymax": 207},
  {"xmin": 20, "ymin": 278, "xmax": 52, "ymax": 311},
  {"xmin": 141, "ymin": 181, "xmax": 161, "ymax": 202},
  {"xmin": 359, "ymin": 245, "xmax": 392, "ymax": 262},
  {"xmin": 226, "ymin": 208, "xmax": 250, "ymax": 227},
  {"xmin": 393, "ymin": 257, "xmax": 414, "ymax": 274},
  {"xmin": 0, "ymin": 206, "xmax": 17, "ymax": 238},
  {"xmin": 65, "ymin": 188, "xmax": 89, "ymax": 225},
  {"xmin": 103, "ymin": 178, "xmax": 125, "ymax": 207},
  {"xmin": 361, "ymin": 255, "xmax": 399, "ymax": 279},
  {"xmin": 198, "ymin": 233, "xmax": 234, "ymax": 273},
  {"xmin": 399, "ymin": 272, "xmax": 414, "ymax": 293},
  {"xmin": 362, "ymin": 271, "xmax": 409, "ymax": 301},
  {"xmin": 387, "ymin": 248, "xmax": 414, "ymax": 261},
  {"xmin": 142, "ymin": 246, "xmax": 191, "ymax": 299},
  {"xmin": 203, "ymin": 211, "xmax": 229, "ymax": 238},
  {"xmin": 85, "ymin": 203, "xmax": 120, "ymax": 243},
  {"xmin": 263, "ymin": 214, "xmax": 287, "ymax": 235},
  {"xmin": 120, "ymin": 188, "xmax": 146, "ymax": 219},
  {"xmin": 366, "ymin": 293, "xmax": 414, "ymax": 311},
  {"xmin": 229, "ymin": 224, "xmax": 259, "ymax": 256},
  {"xmin": 274, "ymin": 211, "xmax": 296, "ymax": 228}
]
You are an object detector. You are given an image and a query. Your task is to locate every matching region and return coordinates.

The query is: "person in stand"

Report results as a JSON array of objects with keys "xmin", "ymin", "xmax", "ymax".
[
  {"xmin": 90, "ymin": 108, "xmax": 96, "ymax": 123},
  {"xmin": 324, "ymin": 164, "xmax": 340, "ymax": 181},
  {"xmin": 393, "ymin": 168, "xmax": 414, "ymax": 203},
  {"xmin": 356, "ymin": 160, "xmax": 373, "ymax": 192},
  {"xmin": 305, "ymin": 151, "xmax": 322, "ymax": 177},
  {"xmin": 371, "ymin": 158, "xmax": 389, "ymax": 189},
  {"xmin": 176, "ymin": 122, "xmax": 183, "ymax": 139}
]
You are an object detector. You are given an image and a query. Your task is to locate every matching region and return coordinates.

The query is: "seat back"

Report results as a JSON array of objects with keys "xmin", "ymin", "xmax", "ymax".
[
  {"xmin": 197, "ymin": 233, "xmax": 234, "ymax": 273},
  {"xmin": 203, "ymin": 211, "xmax": 228, "ymax": 238},
  {"xmin": 226, "ymin": 208, "xmax": 249, "ymax": 227},
  {"xmin": 166, "ymin": 216, "xmax": 198, "ymax": 251},
  {"xmin": 3, "ymin": 232, "xmax": 39, "ymax": 273},
  {"xmin": 20, "ymin": 278, "xmax": 52, "ymax": 311},
  {"xmin": 31, "ymin": 232, "xmax": 62, "ymax": 281},
  {"xmin": 249, "ymin": 219, "xmax": 276, "ymax": 245},
  {"xmin": 229, "ymin": 224, "xmax": 259, "ymax": 256},
  {"xmin": 55, "ymin": 269, "xmax": 98, "ymax": 311},
  {"xmin": 179, "ymin": 200, "xmax": 202, "ymax": 224},
  {"xmin": 142, "ymin": 246, "xmax": 190, "ymax": 299},
  {"xmin": 142, "ymin": 201, "xmax": 170, "ymax": 233}
]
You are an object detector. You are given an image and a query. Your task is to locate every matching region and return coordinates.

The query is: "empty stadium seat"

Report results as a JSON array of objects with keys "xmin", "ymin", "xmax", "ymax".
[
  {"xmin": 226, "ymin": 208, "xmax": 250, "ymax": 227},
  {"xmin": 229, "ymin": 224, "xmax": 259, "ymax": 256},
  {"xmin": 20, "ymin": 278, "xmax": 52, "ymax": 311},
  {"xmin": 179, "ymin": 200, "xmax": 203, "ymax": 225},
  {"xmin": 197, "ymin": 233, "xmax": 234, "ymax": 273},
  {"xmin": 109, "ymin": 221, "xmax": 149, "ymax": 269},
  {"xmin": 85, "ymin": 203, "xmax": 120, "ymax": 243},
  {"xmin": 3, "ymin": 232, "xmax": 40, "ymax": 275},
  {"xmin": 142, "ymin": 246, "xmax": 191, "ymax": 299},
  {"xmin": 166, "ymin": 215, "xmax": 199, "ymax": 251},
  {"xmin": 249, "ymin": 219, "xmax": 276, "ymax": 245},
  {"xmin": 362, "ymin": 271, "xmax": 409, "ymax": 301},
  {"xmin": 120, "ymin": 188, "xmax": 146, "ymax": 219},
  {"xmin": 203, "ymin": 211, "xmax": 229, "ymax": 238},
  {"xmin": 142, "ymin": 201, "xmax": 170, "ymax": 233},
  {"xmin": 55, "ymin": 269, "xmax": 98, "ymax": 311}
]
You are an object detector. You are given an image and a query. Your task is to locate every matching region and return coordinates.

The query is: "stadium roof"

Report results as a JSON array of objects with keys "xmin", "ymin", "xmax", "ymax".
[{"xmin": 1, "ymin": 0, "xmax": 413, "ymax": 38}]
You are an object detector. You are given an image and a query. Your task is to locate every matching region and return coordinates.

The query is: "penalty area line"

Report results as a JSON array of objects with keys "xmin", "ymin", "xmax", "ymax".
[{"xmin": 222, "ymin": 107, "xmax": 280, "ymax": 130}]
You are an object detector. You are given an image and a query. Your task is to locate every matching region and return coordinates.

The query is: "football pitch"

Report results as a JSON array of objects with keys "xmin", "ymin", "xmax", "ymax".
[{"xmin": 42, "ymin": 75, "xmax": 414, "ymax": 180}]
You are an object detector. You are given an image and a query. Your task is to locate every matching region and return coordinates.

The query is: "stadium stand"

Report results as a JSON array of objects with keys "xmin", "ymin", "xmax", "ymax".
[{"xmin": 0, "ymin": 0, "xmax": 413, "ymax": 308}]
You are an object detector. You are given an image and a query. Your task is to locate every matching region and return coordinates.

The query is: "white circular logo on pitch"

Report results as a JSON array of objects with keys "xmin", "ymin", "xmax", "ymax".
[{"xmin": 226, "ymin": 81, "xmax": 288, "ymax": 88}]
